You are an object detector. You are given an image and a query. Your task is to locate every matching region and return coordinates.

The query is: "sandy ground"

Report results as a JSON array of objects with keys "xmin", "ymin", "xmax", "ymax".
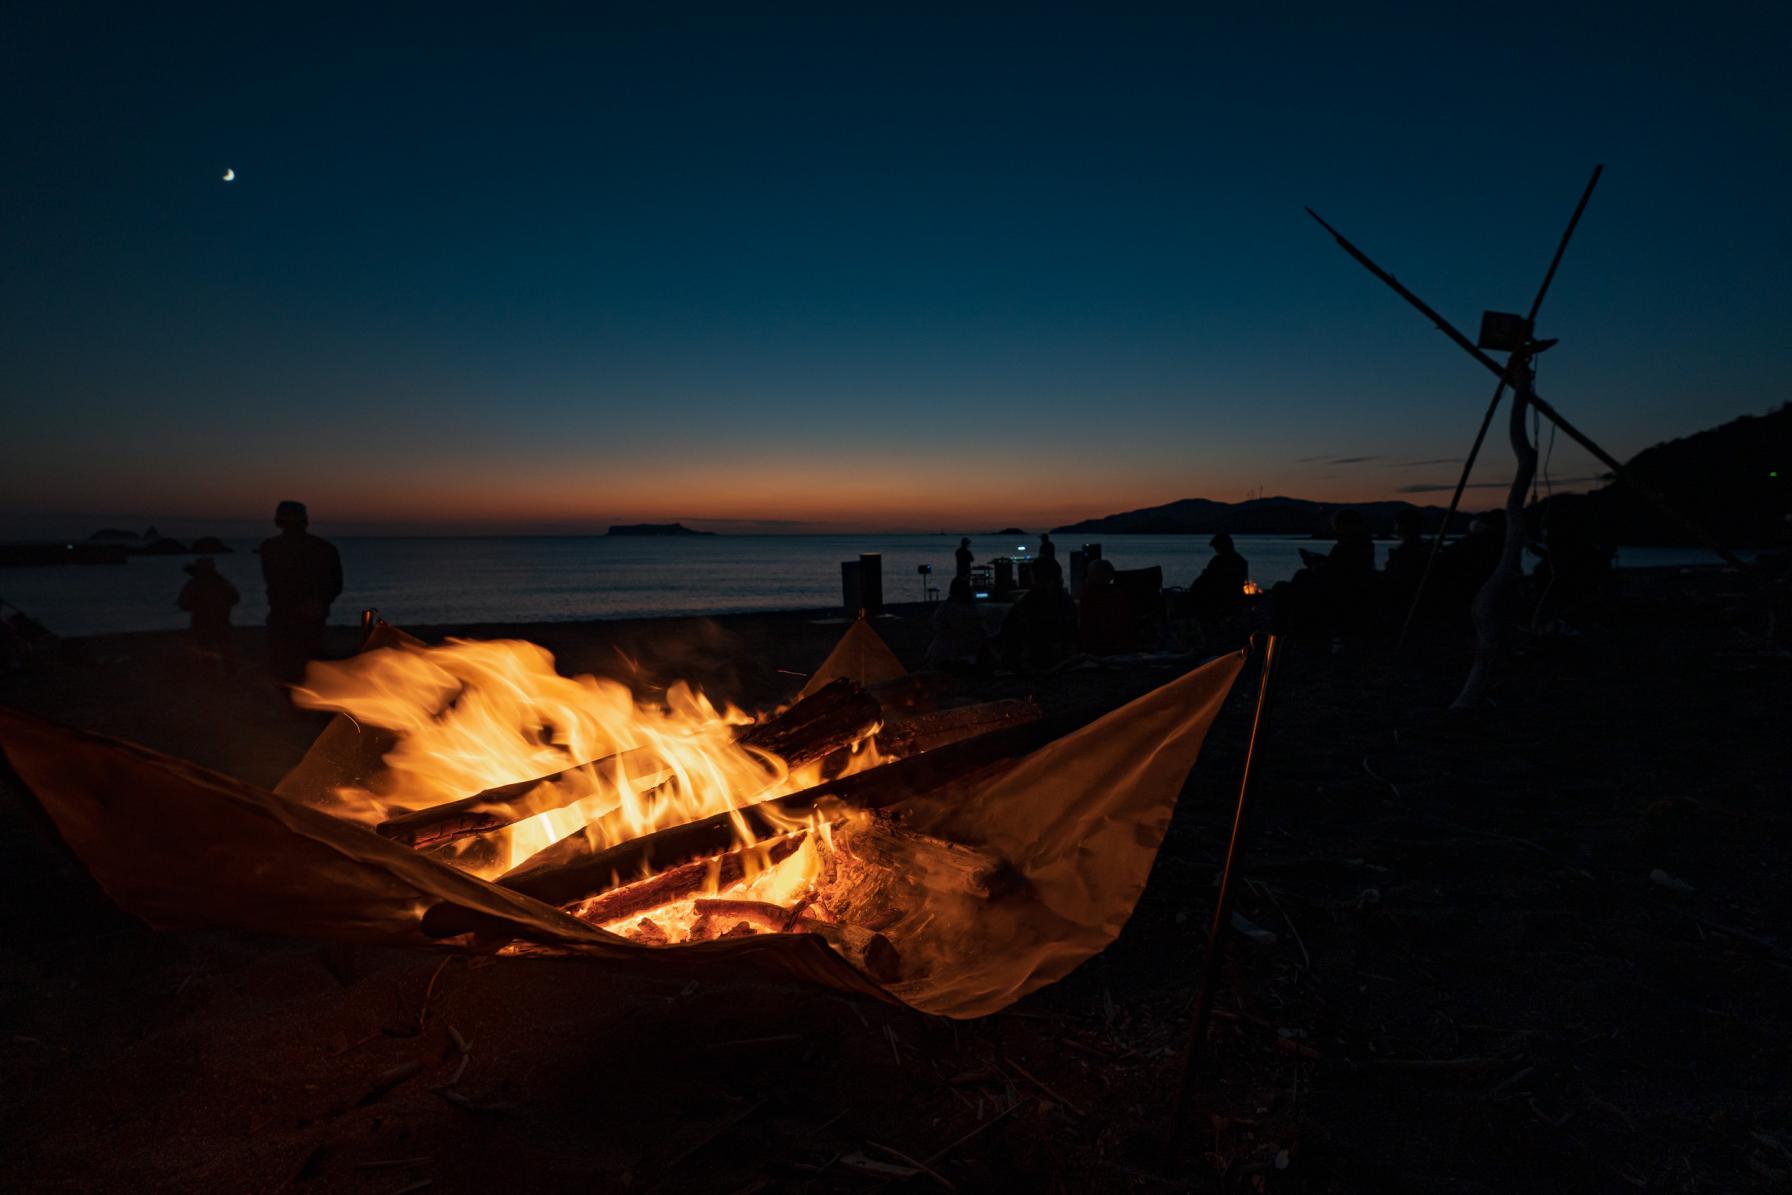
[{"xmin": 1, "ymin": 579, "xmax": 1788, "ymax": 1192}]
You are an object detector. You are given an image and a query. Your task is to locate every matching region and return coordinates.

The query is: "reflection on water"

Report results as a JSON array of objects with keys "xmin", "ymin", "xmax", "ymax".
[{"xmin": 0, "ymin": 534, "xmax": 1747, "ymax": 638}]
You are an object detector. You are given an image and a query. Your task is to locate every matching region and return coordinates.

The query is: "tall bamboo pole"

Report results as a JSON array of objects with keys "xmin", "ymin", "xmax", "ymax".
[{"xmin": 1171, "ymin": 633, "xmax": 1280, "ymax": 1136}]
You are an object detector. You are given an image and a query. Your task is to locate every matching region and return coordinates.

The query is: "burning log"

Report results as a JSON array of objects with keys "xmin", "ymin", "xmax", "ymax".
[
  {"xmin": 566, "ymin": 833, "xmax": 808, "ymax": 926},
  {"xmin": 377, "ymin": 678, "xmax": 881, "ymax": 849},
  {"xmin": 875, "ymin": 698, "xmax": 1041, "ymax": 757},
  {"xmin": 499, "ymin": 714, "xmax": 1053, "ymax": 910}
]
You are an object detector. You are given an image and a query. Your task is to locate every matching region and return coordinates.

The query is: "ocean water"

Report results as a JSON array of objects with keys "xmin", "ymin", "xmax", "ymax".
[{"xmin": 0, "ymin": 534, "xmax": 1739, "ymax": 638}]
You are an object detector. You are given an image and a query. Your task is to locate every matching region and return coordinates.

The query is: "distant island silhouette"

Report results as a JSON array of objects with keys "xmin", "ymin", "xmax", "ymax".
[{"xmin": 605, "ymin": 522, "xmax": 716, "ymax": 537}]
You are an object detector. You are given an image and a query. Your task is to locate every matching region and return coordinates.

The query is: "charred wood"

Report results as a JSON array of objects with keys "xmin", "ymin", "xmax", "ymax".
[
  {"xmin": 499, "ymin": 714, "xmax": 1052, "ymax": 909},
  {"xmin": 875, "ymin": 698, "xmax": 1041, "ymax": 757},
  {"xmin": 562, "ymin": 833, "xmax": 807, "ymax": 926}
]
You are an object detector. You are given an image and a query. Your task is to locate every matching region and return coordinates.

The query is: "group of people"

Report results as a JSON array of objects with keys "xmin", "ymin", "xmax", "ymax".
[
  {"xmin": 927, "ymin": 532, "xmax": 1185, "ymax": 670},
  {"xmin": 924, "ymin": 507, "xmax": 1626, "ymax": 672},
  {"xmin": 176, "ymin": 499, "xmax": 343, "ymax": 687},
  {"xmin": 1271, "ymin": 503, "xmax": 1618, "ymax": 643}
]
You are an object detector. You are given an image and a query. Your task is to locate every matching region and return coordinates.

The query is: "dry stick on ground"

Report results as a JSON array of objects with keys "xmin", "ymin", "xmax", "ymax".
[
  {"xmin": 1004, "ymin": 1058, "xmax": 1085, "ymax": 1117},
  {"xmin": 378, "ymin": 679, "xmax": 882, "ymax": 849},
  {"xmin": 866, "ymin": 1141, "xmax": 956, "ymax": 1190},
  {"xmin": 924, "ymin": 1098, "xmax": 1030, "ymax": 1168}
]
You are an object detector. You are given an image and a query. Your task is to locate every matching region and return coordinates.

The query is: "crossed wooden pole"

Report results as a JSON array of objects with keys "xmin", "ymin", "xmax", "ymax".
[{"xmin": 1304, "ymin": 166, "xmax": 1748, "ymax": 650}]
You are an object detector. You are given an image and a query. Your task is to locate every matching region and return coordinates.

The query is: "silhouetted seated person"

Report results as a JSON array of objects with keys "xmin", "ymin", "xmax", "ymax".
[
  {"xmin": 1381, "ymin": 508, "xmax": 1430, "ymax": 627},
  {"xmin": 1530, "ymin": 498, "xmax": 1614, "ymax": 632},
  {"xmin": 1078, "ymin": 559, "xmax": 1134, "ymax": 655},
  {"xmin": 1273, "ymin": 509, "xmax": 1379, "ymax": 640},
  {"xmin": 1189, "ymin": 533, "xmax": 1249, "ymax": 626},
  {"xmin": 0, "ymin": 603, "xmax": 57, "ymax": 671},
  {"xmin": 923, "ymin": 576, "xmax": 989, "ymax": 670},
  {"xmin": 1034, "ymin": 549, "xmax": 1064, "ymax": 588},
  {"xmin": 178, "ymin": 556, "xmax": 240, "ymax": 669},
  {"xmin": 996, "ymin": 572, "xmax": 1078, "ymax": 669},
  {"xmin": 1437, "ymin": 510, "xmax": 1506, "ymax": 628},
  {"xmin": 261, "ymin": 499, "xmax": 343, "ymax": 685}
]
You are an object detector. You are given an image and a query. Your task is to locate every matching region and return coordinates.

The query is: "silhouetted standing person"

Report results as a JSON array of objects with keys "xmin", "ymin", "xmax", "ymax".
[
  {"xmin": 261, "ymin": 500, "xmax": 342, "ymax": 685},
  {"xmin": 1038, "ymin": 532, "xmax": 1056, "ymax": 563},
  {"xmin": 955, "ymin": 537, "xmax": 974, "ymax": 580},
  {"xmin": 178, "ymin": 556, "xmax": 239, "ymax": 670}
]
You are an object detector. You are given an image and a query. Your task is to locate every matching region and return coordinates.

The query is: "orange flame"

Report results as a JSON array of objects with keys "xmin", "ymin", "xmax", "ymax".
[{"xmin": 293, "ymin": 638, "xmax": 881, "ymax": 889}]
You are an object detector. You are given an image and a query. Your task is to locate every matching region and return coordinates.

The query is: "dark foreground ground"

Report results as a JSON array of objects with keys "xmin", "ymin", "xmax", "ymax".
[{"xmin": 1, "ymin": 574, "xmax": 1787, "ymax": 1192}]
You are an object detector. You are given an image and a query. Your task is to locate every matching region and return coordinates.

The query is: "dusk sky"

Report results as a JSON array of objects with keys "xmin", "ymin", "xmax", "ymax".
[{"xmin": 4, "ymin": 4, "xmax": 1788, "ymax": 536}]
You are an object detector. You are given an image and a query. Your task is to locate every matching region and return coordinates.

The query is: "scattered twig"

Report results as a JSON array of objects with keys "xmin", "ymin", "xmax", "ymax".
[
  {"xmin": 1246, "ymin": 879, "xmax": 1310, "ymax": 972},
  {"xmin": 800, "ymin": 1107, "xmax": 851, "ymax": 1138},
  {"xmin": 1484, "ymin": 1065, "xmax": 1537, "ymax": 1100},
  {"xmin": 664, "ymin": 1098, "xmax": 767, "ymax": 1168},
  {"xmin": 1361, "ymin": 754, "xmax": 1400, "ymax": 799},
  {"xmin": 867, "ymin": 1140, "xmax": 956, "ymax": 1190},
  {"xmin": 924, "ymin": 1098, "xmax": 1028, "ymax": 1167},
  {"xmin": 354, "ymin": 1060, "xmax": 423, "ymax": 1108},
  {"xmin": 438, "ymin": 1088, "xmax": 522, "ymax": 1115},
  {"xmin": 1003, "ymin": 1059, "xmax": 1084, "ymax": 1117},
  {"xmin": 356, "ymin": 1157, "xmax": 432, "ymax": 1170},
  {"xmin": 416, "ymin": 957, "xmax": 457, "ymax": 1032}
]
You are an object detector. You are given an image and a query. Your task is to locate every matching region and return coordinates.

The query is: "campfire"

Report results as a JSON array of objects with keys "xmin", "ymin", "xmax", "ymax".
[
  {"xmin": 283, "ymin": 629, "xmax": 1032, "ymax": 985},
  {"xmin": 0, "ymin": 620, "xmax": 1246, "ymax": 1017}
]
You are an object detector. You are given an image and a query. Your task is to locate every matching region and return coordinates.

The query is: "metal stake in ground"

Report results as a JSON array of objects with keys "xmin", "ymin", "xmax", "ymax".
[{"xmin": 1170, "ymin": 632, "xmax": 1280, "ymax": 1137}]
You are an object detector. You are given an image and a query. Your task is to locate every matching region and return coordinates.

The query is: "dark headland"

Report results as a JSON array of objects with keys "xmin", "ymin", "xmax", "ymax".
[
  {"xmin": 1054, "ymin": 496, "xmax": 1462, "ymax": 537},
  {"xmin": 1057, "ymin": 402, "xmax": 1790, "ymax": 545},
  {"xmin": 604, "ymin": 522, "xmax": 716, "ymax": 537}
]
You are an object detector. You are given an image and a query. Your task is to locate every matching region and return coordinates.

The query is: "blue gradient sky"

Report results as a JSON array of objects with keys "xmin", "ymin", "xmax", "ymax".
[{"xmin": 3, "ymin": 3, "xmax": 1788, "ymax": 535}]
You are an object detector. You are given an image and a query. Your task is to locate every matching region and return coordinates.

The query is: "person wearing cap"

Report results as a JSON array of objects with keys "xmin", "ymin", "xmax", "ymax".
[
  {"xmin": 260, "ymin": 500, "xmax": 343, "ymax": 684},
  {"xmin": 177, "ymin": 555, "xmax": 240, "ymax": 669}
]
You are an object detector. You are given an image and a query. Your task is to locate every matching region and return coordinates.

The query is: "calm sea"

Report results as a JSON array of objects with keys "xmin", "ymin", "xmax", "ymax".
[{"xmin": 0, "ymin": 534, "xmax": 1736, "ymax": 638}]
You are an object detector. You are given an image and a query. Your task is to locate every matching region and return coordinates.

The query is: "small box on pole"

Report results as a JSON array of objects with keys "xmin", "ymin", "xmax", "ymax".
[{"xmin": 1477, "ymin": 310, "xmax": 1532, "ymax": 353}]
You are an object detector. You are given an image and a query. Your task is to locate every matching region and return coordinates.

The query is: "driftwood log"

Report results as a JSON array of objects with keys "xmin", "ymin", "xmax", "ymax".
[
  {"xmin": 377, "ymin": 678, "xmax": 881, "ymax": 849},
  {"xmin": 500, "ymin": 713, "xmax": 1055, "ymax": 910}
]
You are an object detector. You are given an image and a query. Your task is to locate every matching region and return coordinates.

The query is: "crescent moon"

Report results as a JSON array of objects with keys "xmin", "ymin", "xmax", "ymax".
[{"xmin": 222, "ymin": 168, "xmax": 236, "ymax": 182}]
